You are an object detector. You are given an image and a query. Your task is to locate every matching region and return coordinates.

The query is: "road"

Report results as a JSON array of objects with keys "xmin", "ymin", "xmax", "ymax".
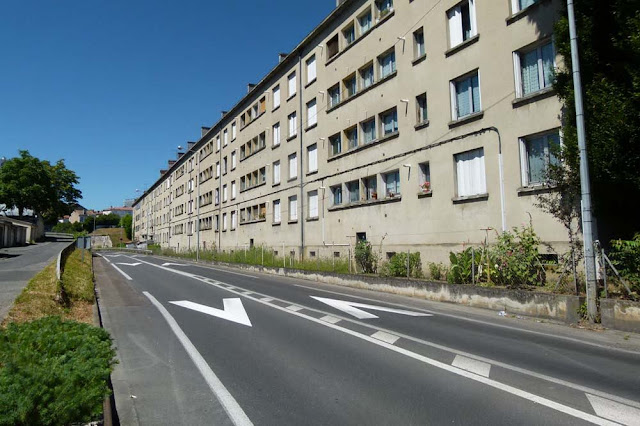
[
  {"xmin": 95, "ymin": 252, "xmax": 640, "ymax": 426},
  {"xmin": 0, "ymin": 236, "xmax": 74, "ymax": 321}
]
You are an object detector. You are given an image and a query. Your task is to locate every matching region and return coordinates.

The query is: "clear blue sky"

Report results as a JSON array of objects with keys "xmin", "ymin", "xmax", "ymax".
[{"xmin": 0, "ymin": 0, "xmax": 334, "ymax": 210}]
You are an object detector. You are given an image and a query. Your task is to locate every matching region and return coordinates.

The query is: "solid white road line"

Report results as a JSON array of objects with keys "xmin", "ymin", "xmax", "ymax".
[
  {"xmin": 320, "ymin": 315, "xmax": 341, "ymax": 324},
  {"xmin": 260, "ymin": 297, "xmax": 274, "ymax": 303},
  {"xmin": 286, "ymin": 305, "xmax": 303, "ymax": 312},
  {"xmin": 371, "ymin": 331, "xmax": 400, "ymax": 345},
  {"xmin": 143, "ymin": 292, "xmax": 253, "ymax": 426},
  {"xmin": 123, "ymin": 255, "xmax": 637, "ymax": 422},
  {"xmin": 586, "ymin": 394, "xmax": 640, "ymax": 426},
  {"xmin": 452, "ymin": 355, "xmax": 492, "ymax": 378}
]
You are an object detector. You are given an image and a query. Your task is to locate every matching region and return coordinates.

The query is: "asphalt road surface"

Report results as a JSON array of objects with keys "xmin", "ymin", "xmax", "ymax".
[
  {"xmin": 95, "ymin": 252, "xmax": 640, "ymax": 426},
  {"xmin": 0, "ymin": 237, "xmax": 73, "ymax": 321}
]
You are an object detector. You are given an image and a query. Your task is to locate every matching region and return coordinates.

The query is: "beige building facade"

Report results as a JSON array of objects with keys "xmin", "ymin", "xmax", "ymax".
[{"xmin": 133, "ymin": 0, "xmax": 568, "ymax": 263}]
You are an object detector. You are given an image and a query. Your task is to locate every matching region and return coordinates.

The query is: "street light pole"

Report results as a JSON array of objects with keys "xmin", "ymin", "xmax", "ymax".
[{"xmin": 567, "ymin": 0, "xmax": 597, "ymax": 322}]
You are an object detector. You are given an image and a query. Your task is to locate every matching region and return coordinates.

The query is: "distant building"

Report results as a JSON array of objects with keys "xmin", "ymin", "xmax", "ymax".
[
  {"xmin": 69, "ymin": 207, "xmax": 97, "ymax": 224},
  {"xmin": 102, "ymin": 206, "xmax": 133, "ymax": 218}
]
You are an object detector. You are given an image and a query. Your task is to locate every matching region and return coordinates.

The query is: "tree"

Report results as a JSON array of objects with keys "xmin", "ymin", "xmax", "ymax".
[
  {"xmin": 541, "ymin": 1, "xmax": 640, "ymax": 244},
  {"xmin": 120, "ymin": 214, "xmax": 133, "ymax": 240},
  {"xmin": 0, "ymin": 151, "xmax": 81, "ymax": 222}
]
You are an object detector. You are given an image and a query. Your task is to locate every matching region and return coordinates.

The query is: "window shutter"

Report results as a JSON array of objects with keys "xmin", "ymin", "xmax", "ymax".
[{"xmin": 448, "ymin": 6, "xmax": 463, "ymax": 47}]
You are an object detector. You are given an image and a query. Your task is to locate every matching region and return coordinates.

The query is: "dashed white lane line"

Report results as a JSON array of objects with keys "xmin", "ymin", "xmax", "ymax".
[
  {"xmin": 371, "ymin": 331, "xmax": 400, "ymax": 345},
  {"xmin": 286, "ymin": 305, "xmax": 303, "ymax": 312},
  {"xmin": 242, "ymin": 291, "xmax": 252, "ymax": 295},
  {"xmin": 587, "ymin": 394, "xmax": 640, "ymax": 426},
  {"xmin": 320, "ymin": 315, "xmax": 341, "ymax": 324},
  {"xmin": 260, "ymin": 297, "xmax": 274, "ymax": 303},
  {"xmin": 452, "ymin": 355, "xmax": 492, "ymax": 378}
]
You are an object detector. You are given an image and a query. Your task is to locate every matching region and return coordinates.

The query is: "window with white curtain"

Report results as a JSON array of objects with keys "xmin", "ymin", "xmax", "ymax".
[
  {"xmin": 307, "ymin": 144, "xmax": 318, "ymax": 173},
  {"xmin": 231, "ymin": 211, "xmax": 237, "ymax": 229},
  {"xmin": 289, "ymin": 196, "xmax": 298, "ymax": 221},
  {"xmin": 231, "ymin": 122, "xmax": 236, "ymax": 140},
  {"xmin": 378, "ymin": 49, "xmax": 396, "ymax": 79},
  {"xmin": 273, "ymin": 161, "xmax": 281, "ymax": 185},
  {"xmin": 306, "ymin": 55, "xmax": 316, "ymax": 84},
  {"xmin": 216, "ymin": 161, "xmax": 220, "ymax": 177},
  {"xmin": 358, "ymin": 9, "xmax": 372, "ymax": 35},
  {"xmin": 347, "ymin": 180, "xmax": 360, "ymax": 203},
  {"xmin": 273, "ymin": 122, "xmax": 281, "ymax": 146},
  {"xmin": 447, "ymin": 0, "xmax": 477, "ymax": 48},
  {"xmin": 514, "ymin": 41, "xmax": 554, "ymax": 97},
  {"xmin": 451, "ymin": 71, "xmax": 481, "ymax": 120},
  {"xmin": 288, "ymin": 72, "xmax": 296, "ymax": 97},
  {"xmin": 288, "ymin": 112, "xmax": 297, "ymax": 136},
  {"xmin": 384, "ymin": 170, "xmax": 401, "ymax": 196},
  {"xmin": 216, "ymin": 135, "xmax": 221, "ymax": 151},
  {"xmin": 454, "ymin": 148, "xmax": 486, "ymax": 197},
  {"xmin": 273, "ymin": 85, "xmax": 281, "ymax": 109},
  {"xmin": 223, "ymin": 129, "xmax": 228, "ymax": 146},
  {"xmin": 512, "ymin": 0, "xmax": 538, "ymax": 13},
  {"xmin": 223, "ymin": 184, "xmax": 227, "ymax": 202},
  {"xmin": 380, "ymin": 108, "xmax": 398, "ymax": 136},
  {"xmin": 222, "ymin": 213, "xmax": 227, "ymax": 230},
  {"xmin": 231, "ymin": 151, "xmax": 236, "ymax": 169},
  {"xmin": 231, "ymin": 181, "xmax": 236, "ymax": 199},
  {"xmin": 308, "ymin": 190, "xmax": 318, "ymax": 218},
  {"xmin": 273, "ymin": 199, "xmax": 281, "ymax": 223},
  {"xmin": 288, "ymin": 153, "xmax": 297, "ymax": 179},
  {"xmin": 520, "ymin": 131, "xmax": 560, "ymax": 186},
  {"xmin": 307, "ymin": 98, "xmax": 317, "ymax": 127}
]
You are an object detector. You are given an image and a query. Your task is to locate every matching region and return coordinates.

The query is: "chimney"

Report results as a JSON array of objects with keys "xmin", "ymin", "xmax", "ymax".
[
  {"xmin": 160, "ymin": 169, "xmax": 167, "ymax": 176},
  {"xmin": 201, "ymin": 126, "xmax": 210, "ymax": 137},
  {"xmin": 177, "ymin": 152, "xmax": 184, "ymax": 160},
  {"xmin": 336, "ymin": 0, "xmax": 346, "ymax": 6},
  {"xmin": 278, "ymin": 53, "xmax": 288, "ymax": 63},
  {"xmin": 221, "ymin": 110, "xmax": 228, "ymax": 118},
  {"xmin": 187, "ymin": 141, "xmax": 196, "ymax": 150},
  {"xmin": 168, "ymin": 160, "xmax": 176, "ymax": 168},
  {"xmin": 247, "ymin": 83, "xmax": 256, "ymax": 93}
]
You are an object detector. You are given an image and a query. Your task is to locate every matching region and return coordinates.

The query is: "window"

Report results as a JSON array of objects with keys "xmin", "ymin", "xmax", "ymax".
[
  {"xmin": 347, "ymin": 180, "xmax": 360, "ymax": 203},
  {"xmin": 223, "ymin": 129, "xmax": 228, "ymax": 146},
  {"xmin": 378, "ymin": 49, "xmax": 396, "ymax": 79},
  {"xmin": 216, "ymin": 135, "xmax": 221, "ymax": 151},
  {"xmin": 273, "ymin": 85, "xmax": 280, "ymax": 109},
  {"xmin": 327, "ymin": 34, "xmax": 339, "ymax": 59},
  {"xmin": 231, "ymin": 122, "xmax": 237, "ymax": 140},
  {"xmin": 307, "ymin": 98, "xmax": 317, "ymax": 127},
  {"xmin": 231, "ymin": 211, "xmax": 237, "ymax": 229},
  {"xmin": 360, "ymin": 63, "xmax": 374, "ymax": 89},
  {"xmin": 288, "ymin": 112, "xmax": 297, "ymax": 137},
  {"xmin": 343, "ymin": 23, "xmax": 355, "ymax": 46},
  {"xmin": 216, "ymin": 161, "xmax": 220, "ymax": 178},
  {"xmin": 447, "ymin": 0, "xmax": 477, "ymax": 48},
  {"xmin": 512, "ymin": 0, "xmax": 538, "ymax": 13},
  {"xmin": 416, "ymin": 93, "xmax": 428, "ymax": 123},
  {"xmin": 515, "ymin": 41, "xmax": 554, "ymax": 97},
  {"xmin": 329, "ymin": 133, "xmax": 342, "ymax": 156},
  {"xmin": 331, "ymin": 184, "xmax": 343, "ymax": 206},
  {"xmin": 259, "ymin": 96, "xmax": 266, "ymax": 114},
  {"xmin": 376, "ymin": 0, "xmax": 393, "ymax": 18},
  {"xmin": 231, "ymin": 151, "xmax": 237, "ymax": 169},
  {"xmin": 273, "ymin": 199, "xmax": 281, "ymax": 223},
  {"xmin": 362, "ymin": 118, "xmax": 376, "ymax": 144},
  {"xmin": 521, "ymin": 131, "xmax": 560, "ymax": 186},
  {"xmin": 223, "ymin": 184, "xmax": 228, "ymax": 202},
  {"xmin": 231, "ymin": 181, "xmax": 237, "ymax": 199},
  {"xmin": 384, "ymin": 170, "xmax": 400, "ymax": 197},
  {"xmin": 359, "ymin": 9, "xmax": 372, "ymax": 34},
  {"xmin": 345, "ymin": 126, "xmax": 358, "ymax": 150},
  {"xmin": 380, "ymin": 108, "xmax": 398, "ymax": 136},
  {"xmin": 272, "ymin": 161, "xmax": 281, "ymax": 185},
  {"xmin": 343, "ymin": 74, "xmax": 357, "ymax": 98},
  {"xmin": 289, "ymin": 196, "xmax": 298, "ymax": 221},
  {"xmin": 222, "ymin": 213, "xmax": 227, "ymax": 231},
  {"xmin": 419, "ymin": 162, "xmax": 431, "ymax": 192},
  {"xmin": 308, "ymin": 190, "xmax": 318, "ymax": 218},
  {"xmin": 306, "ymin": 55, "xmax": 316, "ymax": 84},
  {"xmin": 414, "ymin": 28, "xmax": 425, "ymax": 58},
  {"xmin": 215, "ymin": 188, "xmax": 220, "ymax": 205},
  {"xmin": 288, "ymin": 153, "xmax": 297, "ymax": 179},
  {"xmin": 328, "ymin": 84, "xmax": 341, "ymax": 108},
  {"xmin": 308, "ymin": 144, "xmax": 318, "ymax": 173},
  {"xmin": 273, "ymin": 122, "xmax": 281, "ymax": 146},
  {"xmin": 451, "ymin": 71, "xmax": 481, "ymax": 120},
  {"xmin": 288, "ymin": 72, "xmax": 296, "ymax": 98},
  {"xmin": 455, "ymin": 148, "xmax": 486, "ymax": 197},
  {"xmin": 363, "ymin": 176, "xmax": 377, "ymax": 200}
]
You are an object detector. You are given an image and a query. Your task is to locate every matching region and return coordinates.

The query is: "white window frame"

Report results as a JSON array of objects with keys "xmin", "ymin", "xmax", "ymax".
[
  {"xmin": 273, "ymin": 199, "xmax": 281, "ymax": 223},
  {"xmin": 288, "ymin": 112, "xmax": 297, "ymax": 137},
  {"xmin": 307, "ymin": 98, "xmax": 317, "ymax": 127},
  {"xmin": 231, "ymin": 181, "xmax": 237, "ymax": 199},
  {"xmin": 306, "ymin": 55, "xmax": 316, "ymax": 84},
  {"xmin": 288, "ymin": 153, "xmax": 297, "ymax": 179},
  {"xmin": 450, "ymin": 70, "xmax": 481, "ymax": 121},
  {"xmin": 273, "ymin": 122, "xmax": 281, "ymax": 146},
  {"xmin": 511, "ymin": 0, "xmax": 538, "ymax": 14},
  {"xmin": 308, "ymin": 190, "xmax": 319, "ymax": 219},
  {"xmin": 288, "ymin": 72, "xmax": 296, "ymax": 98},
  {"xmin": 231, "ymin": 151, "xmax": 237, "ymax": 169},
  {"xmin": 307, "ymin": 144, "xmax": 318, "ymax": 173},
  {"xmin": 273, "ymin": 85, "xmax": 281, "ymax": 109},
  {"xmin": 231, "ymin": 122, "xmax": 236, "ymax": 140},
  {"xmin": 289, "ymin": 196, "xmax": 298, "ymax": 221},
  {"xmin": 513, "ymin": 40, "xmax": 555, "ymax": 98},
  {"xmin": 447, "ymin": 0, "xmax": 477, "ymax": 48},
  {"xmin": 454, "ymin": 147, "xmax": 487, "ymax": 197},
  {"xmin": 273, "ymin": 160, "xmax": 281, "ymax": 185},
  {"xmin": 519, "ymin": 130, "xmax": 561, "ymax": 187}
]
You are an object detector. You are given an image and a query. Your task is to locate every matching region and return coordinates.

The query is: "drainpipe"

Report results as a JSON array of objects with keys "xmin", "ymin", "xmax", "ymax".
[{"xmin": 485, "ymin": 127, "xmax": 507, "ymax": 232}]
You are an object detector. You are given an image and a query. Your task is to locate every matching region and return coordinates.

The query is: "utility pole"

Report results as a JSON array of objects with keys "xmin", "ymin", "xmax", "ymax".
[{"xmin": 567, "ymin": 0, "xmax": 597, "ymax": 322}]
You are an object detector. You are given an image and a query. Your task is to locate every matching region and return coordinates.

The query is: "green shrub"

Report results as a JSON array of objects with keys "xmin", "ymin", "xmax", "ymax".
[
  {"xmin": 609, "ymin": 234, "xmax": 640, "ymax": 292},
  {"xmin": 428, "ymin": 262, "xmax": 446, "ymax": 281},
  {"xmin": 490, "ymin": 225, "xmax": 545, "ymax": 287},
  {"xmin": 384, "ymin": 252, "xmax": 423, "ymax": 278},
  {"xmin": 447, "ymin": 247, "xmax": 481, "ymax": 284},
  {"xmin": 355, "ymin": 240, "xmax": 377, "ymax": 273},
  {"xmin": 0, "ymin": 317, "xmax": 116, "ymax": 426}
]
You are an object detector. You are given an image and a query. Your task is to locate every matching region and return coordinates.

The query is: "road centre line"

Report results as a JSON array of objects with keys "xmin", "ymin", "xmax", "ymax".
[
  {"xmin": 143, "ymin": 292, "xmax": 253, "ymax": 426},
  {"xmin": 294, "ymin": 283, "xmax": 640, "ymax": 357},
  {"xmin": 121, "ymin": 255, "xmax": 632, "ymax": 423}
]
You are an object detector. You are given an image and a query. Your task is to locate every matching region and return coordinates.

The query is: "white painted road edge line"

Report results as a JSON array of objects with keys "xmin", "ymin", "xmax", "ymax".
[
  {"xmin": 143, "ymin": 291, "xmax": 253, "ymax": 426},
  {"xmin": 128, "ymin": 256, "xmax": 621, "ymax": 425}
]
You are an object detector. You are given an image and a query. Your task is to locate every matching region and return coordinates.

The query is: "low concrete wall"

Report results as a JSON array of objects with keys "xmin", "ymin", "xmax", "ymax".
[
  {"xmin": 601, "ymin": 299, "xmax": 640, "ymax": 333},
  {"xmin": 91, "ymin": 236, "xmax": 112, "ymax": 249},
  {"xmin": 217, "ymin": 263, "xmax": 585, "ymax": 324}
]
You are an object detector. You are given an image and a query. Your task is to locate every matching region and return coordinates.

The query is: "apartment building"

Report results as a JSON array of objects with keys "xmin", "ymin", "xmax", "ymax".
[{"xmin": 133, "ymin": 0, "xmax": 568, "ymax": 262}]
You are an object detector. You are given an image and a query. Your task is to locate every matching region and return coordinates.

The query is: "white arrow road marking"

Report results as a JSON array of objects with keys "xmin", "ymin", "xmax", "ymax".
[
  {"xmin": 162, "ymin": 262, "xmax": 188, "ymax": 267},
  {"xmin": 586, "ymin": 394, "xmax": 640, "ymax": 426},
  {"xmin": 115, "ymin": 262, "xmax": 142, "ymax": 266},
  {"xmin": 170, "ymin": 299, "xmax": 252, "ymax": 327},
  {"xmin": 310, "ymin": 296, "xmax": 433, "ymax": 320}
]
